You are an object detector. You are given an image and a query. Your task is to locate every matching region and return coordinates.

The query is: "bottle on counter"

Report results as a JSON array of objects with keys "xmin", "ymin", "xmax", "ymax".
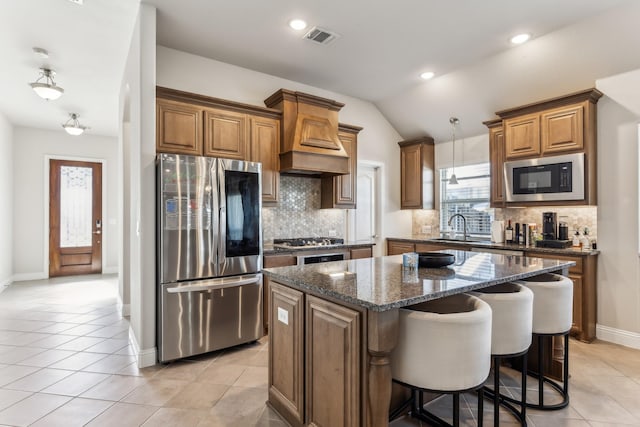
[
  {"xmin": 572, "ymin": 230, "xmax": 581, "ymax": 248},
  {"xmin": 505, "ymin": 220, "xmax": 514, "ymax": 244},
  {"xmin": 515, "ymin": 223, "xmax": 521, "ymax": 245},
  {"xmin": 580, "ymin": 228, "xmax": 591, "ymax": 250}
]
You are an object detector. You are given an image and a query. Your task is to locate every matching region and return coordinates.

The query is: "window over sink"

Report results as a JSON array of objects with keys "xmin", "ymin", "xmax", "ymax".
[{"xmin": 439, "ymin": 163, "xmax": 492, "ymax": 237}]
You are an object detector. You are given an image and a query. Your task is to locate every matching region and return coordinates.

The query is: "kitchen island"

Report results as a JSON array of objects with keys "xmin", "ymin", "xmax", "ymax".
[{"xmin": 263, "ymin": 250, "xmax": 575, "ymax": 427}]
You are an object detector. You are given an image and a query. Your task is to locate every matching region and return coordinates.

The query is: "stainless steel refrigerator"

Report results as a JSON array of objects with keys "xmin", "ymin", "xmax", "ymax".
[{"xmin": 157, "ymin": 153, "xmax": 263, "ymax": 362}]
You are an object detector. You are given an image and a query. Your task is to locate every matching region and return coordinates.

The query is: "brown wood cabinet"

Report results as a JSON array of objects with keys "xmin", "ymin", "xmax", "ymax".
[
  {"xmin": 484, "ymin": 119, "xmax": 505, "ymax": 208},
  {"xmin": 350, "ymin": 247, "xmax": 373, "ymax": 259},
  {"xmin": 268, "ymin": 280, "xmax": 365, "ymax": 427},
  {"xmin": 504, "ymin": 113, "xmax": 541, "ymax": 159},
  {"xmin": 250, "ymin": 116, "xmax": 280, "ymax": 206},
  {"xmin": 203, "ymin": 107, "xmax": 247, "ymax": 160},
  {"xmin": 387, "ymin": 240, "xmax": 416, "ymax": 255},
  {"xmin": 398, "ymin": 137, "xmax": 435, "ymax": 210},
  {"xmin": 156, "ymin": 87, "xmax": 282, "ymax": 204},
  {"xmin": 487, "ymin": 88, "xmax": 602, "ymax": 206},
  {"xmin": 263, "ymin": 254, "xmax": 298, "ymax": 334},
  {"xmin": 156, "ymin": 98, "xmax": 203, "ymax": 155},
  {"xmin": 305, "ymin": 296, "xmax": 361, "ymax": 427},
  {"xmin": 269, "ymin": 282, "xmax": 305, "ymax": 426},
  {"xmin": 321, "ymin": 124, "xmax": 362, "ymax": 209}
]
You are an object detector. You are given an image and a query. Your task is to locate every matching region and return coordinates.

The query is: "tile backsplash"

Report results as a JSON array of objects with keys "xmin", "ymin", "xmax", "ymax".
[
  {"xmin": 413, "ymin": 205, "xmax": 598, "ymax": 239},
  {"xmin": 262, "ymin": 176, "xmax": 345, "ymax": 242}
]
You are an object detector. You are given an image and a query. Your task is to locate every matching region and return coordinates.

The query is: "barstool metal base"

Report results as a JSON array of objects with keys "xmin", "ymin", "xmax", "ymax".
[
  {"xmin": 482, "ymin": 349, "xmax": 528, "ymax": 427},
  {"xmin": 502, "ymin": 332, "xmax": 570, "ymax": 411},
  {"xmin": 390, "ymin": 381, "xmax": 485, "ymax": 427}
]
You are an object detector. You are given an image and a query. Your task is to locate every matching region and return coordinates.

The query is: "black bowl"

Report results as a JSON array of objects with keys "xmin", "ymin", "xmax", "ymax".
[{"xmin": 417, "ymin": 252, "xmax": 455, "ymax": 268}]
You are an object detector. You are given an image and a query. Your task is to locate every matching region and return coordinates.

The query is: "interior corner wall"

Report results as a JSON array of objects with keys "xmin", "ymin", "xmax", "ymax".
[
  {"xmin": 11, "ymin": 127, "xmax": 119, "ymax": 280},
  {"xmin": 596, "ymin": 96, "xmax": 640, "ymax": 338},
  {"xmin": 155, "ymin": 46, "xmax": 412, "ymax": 240},
  {"xmin": 0, "ymin": 112, "xmax": 13, "ymax": 288},
  {"xmin": 120, "ymin": 3, "xmax": 157, "ymax": 366}
]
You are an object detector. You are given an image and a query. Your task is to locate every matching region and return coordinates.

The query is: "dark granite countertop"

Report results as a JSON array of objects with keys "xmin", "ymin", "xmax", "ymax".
[
  {"xmin": 263, "ymin": 250, "xmax": 575, "ymax": 312},
  {"xmin": 263, "ymin": 240, "xmax": 375, "ymax": 256},
  {"xmin": 390, "ymin": 236, "xmax": 599, "ymax": 256}
]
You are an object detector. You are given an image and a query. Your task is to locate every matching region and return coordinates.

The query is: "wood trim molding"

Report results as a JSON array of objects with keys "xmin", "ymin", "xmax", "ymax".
[
  {"xmin": 264, "ymin": 89, "xmax": 345, "ymax": 111},
  {"xmin": 156, "ymin": 86, "xmax": 282, "ymax": 119},
  {"xmin": 397, "ymin": 136, "xmax": 434, "ymax": 148},
  {"xmin": 495, "ymin": 88, "xmax": 603, "ymax": 119}
]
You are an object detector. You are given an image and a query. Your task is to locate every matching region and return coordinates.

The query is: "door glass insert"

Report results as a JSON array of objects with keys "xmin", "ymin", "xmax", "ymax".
[{"xmin": 60, "ymin": 166, "xmax": 93, "ymax": 248}]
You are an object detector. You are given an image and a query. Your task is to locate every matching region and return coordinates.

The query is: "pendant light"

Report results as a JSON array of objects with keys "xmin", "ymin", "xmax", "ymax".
[
  {"xmin": 30, "ymin": 68, "xmax": 64, "ymax": 100},
  {"xmin": 449, "ymin": 117, "xmax": 460, "ymax": 185},
  {"xmin": 62, "ymin": 113, "xmax": 88, "ymax": 135}
]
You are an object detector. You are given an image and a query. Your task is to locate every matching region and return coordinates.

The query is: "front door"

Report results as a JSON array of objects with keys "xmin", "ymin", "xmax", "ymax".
[{"xmin": 49, "ymin": 159, "xmax": 102, "ymax": 277}]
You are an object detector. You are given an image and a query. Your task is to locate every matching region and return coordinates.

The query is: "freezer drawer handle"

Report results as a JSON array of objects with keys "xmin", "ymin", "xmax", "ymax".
[{"xmin": 166, "ymin": 276, "xmax": 261, "ymax": 293}]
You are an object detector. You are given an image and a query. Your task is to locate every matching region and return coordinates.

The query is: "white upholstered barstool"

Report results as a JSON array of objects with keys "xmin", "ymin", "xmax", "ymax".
[
  {"xmin": 513, "ymin": 273, "xmax": 573, "ymax": 410},
  {"xmin": 391, "ymin": 293, "xmax": 492, "ymax": 427},
  {"xmin": 473, "ymin": 282, "xmax": 533, "ymax": 426}
]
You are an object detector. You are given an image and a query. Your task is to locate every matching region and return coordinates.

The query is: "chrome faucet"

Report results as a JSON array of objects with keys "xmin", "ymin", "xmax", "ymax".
[{"xmin": 448, "ymin": 214, "xmax": 468, "ymax": 241}]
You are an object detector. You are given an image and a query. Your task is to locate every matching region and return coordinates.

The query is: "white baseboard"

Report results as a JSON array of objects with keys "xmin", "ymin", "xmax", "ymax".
[
  {"xmin": 12, "ymin": 272, "xmax": 48, "ymax": 282},
  {"xmin": 128, "ymin": 327, "xmax": 157, "ymax": 368},
  {"xmin": 596, "ymin": 324, "xmax": 640, "ymax": 350},
  {"xmin": 0, "ymin": 276, "xmax": 12, "ymax": 294}
]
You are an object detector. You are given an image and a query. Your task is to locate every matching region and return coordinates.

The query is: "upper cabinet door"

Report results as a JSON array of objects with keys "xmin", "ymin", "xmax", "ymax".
[
  {"xmin": 504, "ymin": 113, "xmax": 540, "ymax": 159},
  {"xmin": 203, "ymin": 108, "xmax": 248, "ymax": 160},
  {"xmin": 541, "ymin": 102, "xmax": 584, "ymax": 154},
  {"xmin": 250, "ymin": 116, "xmax": 280, "ymax": 206},
  {"xmin": 489, "ymin": 126, "xmax": 505, "ymax": 207},
  {"xmin": 321, "ymin": 129, "xmax": 358, "ymax": 209},
  {"xmin": 156, "ymin": 99, "xmax": 203, "ymax": 155}
]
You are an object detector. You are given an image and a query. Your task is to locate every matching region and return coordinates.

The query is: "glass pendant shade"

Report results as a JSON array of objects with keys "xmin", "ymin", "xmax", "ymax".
[
  {"xmin": 30, "ymin": 68, "xmax": 64, "ymax": 100},
  {"xmin": 449, "ymin": 117, "xmax": 460, "ymax": 186},
  {"xmin": 449, "ymin": 173, "xmax": 459, "ymax": 185},
  {"xmin": 62, "ymin": 113, "xmax": 88, "ymax": 136}
]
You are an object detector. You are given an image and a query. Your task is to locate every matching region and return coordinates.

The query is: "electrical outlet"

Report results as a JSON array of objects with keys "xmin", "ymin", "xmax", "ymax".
[
  {"xmin": 421, "ymin": 225, "xmax": 432, "ymax": 234},
  {"xmin": 328, "ymin": 229, "xmax": 337, "ymax": 237}
]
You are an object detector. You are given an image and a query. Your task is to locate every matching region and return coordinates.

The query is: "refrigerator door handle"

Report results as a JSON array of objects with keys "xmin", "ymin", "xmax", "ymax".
[{"xmin": 166, "ymin": 275, "xmax": 262, "ymax": 294}]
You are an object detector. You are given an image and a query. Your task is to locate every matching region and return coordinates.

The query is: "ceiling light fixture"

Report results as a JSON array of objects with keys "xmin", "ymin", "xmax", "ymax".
[
  {"xmin": 420, "ymin": 71, "xmax": 435, "ymax": 80},
  {"xmin": 29, "ymin": 68, "xmax": 64, "ymax": 100},
  {"xmin": 289, "ymin": 19, "xmax": 308, "ymax": 30},
  {"xmin": 62, "ymin": 113, "xmax": 89, "ymax": 136},
  {"xmin": 510, "ymin": 33, "xmax": 531, "ymax": 45},
  {"xmin": 449, "ymin": 117, "xmax": 460, "ymax": 185}
]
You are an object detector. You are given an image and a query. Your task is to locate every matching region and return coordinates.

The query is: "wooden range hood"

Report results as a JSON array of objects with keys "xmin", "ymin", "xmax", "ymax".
[{"xmin": 264, "ymin": 89, "xmax": 349, "ymax": 176}]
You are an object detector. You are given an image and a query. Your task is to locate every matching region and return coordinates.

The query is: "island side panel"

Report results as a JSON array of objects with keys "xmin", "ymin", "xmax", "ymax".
[
  {"xmin": 268, "ymin": 282, "xmax": 305, "ymax": 426},
  {"xmin": 367, "ymin": 309, "xmax": 399, "ymax": 427}
]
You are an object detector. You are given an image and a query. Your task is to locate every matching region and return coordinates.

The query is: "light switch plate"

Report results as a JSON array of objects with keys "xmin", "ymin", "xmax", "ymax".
[{"xmin": 277, "ymin": 307, "xmax": 289, "ymax": 325}]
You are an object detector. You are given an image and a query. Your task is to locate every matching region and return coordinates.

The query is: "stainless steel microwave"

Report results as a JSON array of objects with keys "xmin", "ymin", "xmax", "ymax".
[{"xmin": 504, "ymin": 152, "xmax": 584, "ymax": 202}]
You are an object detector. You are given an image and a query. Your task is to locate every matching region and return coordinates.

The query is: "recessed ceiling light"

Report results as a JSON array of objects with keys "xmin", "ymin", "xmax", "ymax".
[
  {"xmin": 67, "ymin": 0, "xmax": 84, "ymax": 4},
  {"xmin": 420, "ymin": 71, "xmax": 435, "ymax": 80},
  {"xmin": 289, "ymin": 19, "xmax": 308, "ymax": 31},
  {"xmin": 510, "ymin": 33, "xmax": 531, "ymax": 45}
]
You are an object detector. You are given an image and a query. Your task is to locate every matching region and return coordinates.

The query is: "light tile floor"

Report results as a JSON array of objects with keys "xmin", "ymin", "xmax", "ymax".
[{"xmin": 0, "ymin": 274, "xmax": 639, "ymax": 426}]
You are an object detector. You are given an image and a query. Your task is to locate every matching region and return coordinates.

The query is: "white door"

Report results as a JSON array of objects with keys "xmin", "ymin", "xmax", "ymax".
[{"xmin": 348, "ymin": 162, "xmax": 382, "ymax": 257}]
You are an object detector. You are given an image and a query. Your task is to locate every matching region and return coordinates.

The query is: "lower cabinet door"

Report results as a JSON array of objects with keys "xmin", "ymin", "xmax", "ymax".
[
  {"xmin": 269, "ymin": 282, "xmax": 304, "ymax": 426},
  {"xmin": 306, "ymin": 295, "xmax": 361, "ymax": 427}
]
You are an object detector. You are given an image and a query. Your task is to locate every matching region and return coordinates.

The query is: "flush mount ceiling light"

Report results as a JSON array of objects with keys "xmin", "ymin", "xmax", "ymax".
[
  {"xmin": 62, "ymin": 113, "xmax": 89, "ymax": 136},
  {"xmin": 420, "ymin": 71, "xmax": 435, "ymax": 80},
  {"xmin": 449, "ymin": 117, "xmax": 460, "ymax": 185},
  {"xmin": 29, "ymin": 68, "xmax": 64, "ymax": 100},
  {"xmin": 288, "ymin": 19, "xmax": 308, "ymax": 30},
  {"xmin": 510, "ymin": 33, "xmax": 531, "ymax": 45}
]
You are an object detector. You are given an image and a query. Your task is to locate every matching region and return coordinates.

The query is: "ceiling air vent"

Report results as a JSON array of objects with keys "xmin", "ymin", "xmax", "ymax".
[{"xmin": 303, "ymin": 27, "xmax": 340, "ymax": 45}]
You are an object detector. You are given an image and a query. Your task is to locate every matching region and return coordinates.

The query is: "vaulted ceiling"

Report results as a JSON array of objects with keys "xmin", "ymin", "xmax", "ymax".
[{"xmin": 2, "ymin": 0, "xmax": 639, "ymax": 141}]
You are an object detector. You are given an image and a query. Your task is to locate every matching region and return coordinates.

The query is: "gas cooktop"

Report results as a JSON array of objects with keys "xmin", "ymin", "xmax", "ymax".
[{"xmin": 273, "ymin": 237, "xmax": 345, "ymax": 248}]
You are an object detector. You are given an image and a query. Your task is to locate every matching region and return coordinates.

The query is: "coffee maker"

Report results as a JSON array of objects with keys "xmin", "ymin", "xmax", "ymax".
[
  {"xmin": 542, "ymin": 212, "xmax": 557, "ymax": 240},
  {"xmin": 537, "ymin": 211, "xmax": 571, "ymax": 248}
]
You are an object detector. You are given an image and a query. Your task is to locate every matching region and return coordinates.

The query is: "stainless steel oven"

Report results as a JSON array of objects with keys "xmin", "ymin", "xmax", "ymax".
[{"xmin": 504, "ymin": 152, "xmax": 584, "ymax": 202}]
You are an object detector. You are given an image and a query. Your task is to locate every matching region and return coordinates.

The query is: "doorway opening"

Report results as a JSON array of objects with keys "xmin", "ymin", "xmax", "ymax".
[
  {"xmin": 49, "ymin": 159, "xmax": 103, "ymax": 277},
  {"xmin": 348, "ymin": 161, "xmax": 383, "ymax": 257}
]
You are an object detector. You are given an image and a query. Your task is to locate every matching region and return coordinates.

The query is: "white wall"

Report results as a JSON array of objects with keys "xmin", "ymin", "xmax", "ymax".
[
  {"xmin": 120, "ymin": 3, "xmax": 157, "ymax": 367},
  {"xmin": 156, "ymin": 46, "xmax": 411, "ymax": 240},
  {"xmin": 0, "ymin": 112, "xmax": 13, "ymax": 288},
  {"xmin": 12, "ymin": 127, "xmax": 119, "ymax": 280},
  {"xmin": 595, "ymin": 96, "xmax": 640, "ymax": 343}
]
